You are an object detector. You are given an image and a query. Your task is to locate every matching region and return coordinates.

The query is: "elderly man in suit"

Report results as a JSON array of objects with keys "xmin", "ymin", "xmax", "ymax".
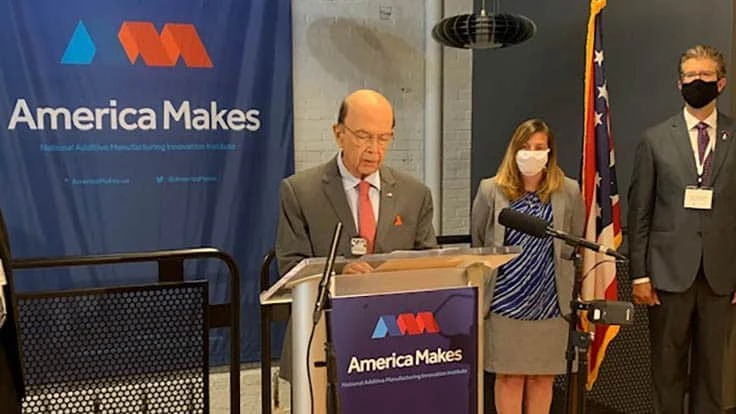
[
  {"xmin": 0, "ymin": 210, "xmax": 24, "ymax": 413},
  {"xmin": 275, "ymin": 88, "xmax": 438, "ymax": 380},
  {"xmin": 628, "ymin": 45, "xmax": 736, "ymax": 414}
]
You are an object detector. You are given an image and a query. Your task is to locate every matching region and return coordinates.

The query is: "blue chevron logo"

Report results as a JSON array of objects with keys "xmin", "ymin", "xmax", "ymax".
[
  {"xmin": 61, "ymin": 21, "xmax": 96, "ymax": 65},
  {"xmin": 371, "ymin": 315, "xmax": 402, "ymax": 339}
]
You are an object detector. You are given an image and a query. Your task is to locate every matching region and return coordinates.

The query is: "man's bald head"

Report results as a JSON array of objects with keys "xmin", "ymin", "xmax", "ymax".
[
  {"xmin": 336, "ymin": 89, "xmax": 395, "ymax": 128},
  {"xmin": 333, "ymin": 89, "xmax": 395, "ymax": 178}
]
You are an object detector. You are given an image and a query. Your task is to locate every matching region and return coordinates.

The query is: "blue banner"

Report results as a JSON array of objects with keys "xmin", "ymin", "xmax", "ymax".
[
  {"xmin": 332, "ymin": 287, "xmax": 478, "ymax": 413},
  {"xmin": 0, "ymin": 0, "xmax": 293, "ymax": 363}
]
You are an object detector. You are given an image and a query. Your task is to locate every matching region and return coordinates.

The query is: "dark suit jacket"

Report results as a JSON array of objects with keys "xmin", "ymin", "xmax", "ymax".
[
  {"xmin": 0, "ymin": 209, "xmax": 24, "ymax": 401},
  {"xmin": 628, "ymin": 111, "xmax": 736, "ymax": 294},
  {"xmin": 276, "ymin": 156, "xmax": 438, "ymax": 275}
]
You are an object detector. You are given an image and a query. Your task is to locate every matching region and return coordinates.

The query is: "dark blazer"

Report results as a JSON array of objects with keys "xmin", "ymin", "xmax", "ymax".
[
  {"xmin": 0, "ymin": 209, "xmax": 24, "ymax": 402},
  {"xmin": 276, "ymin": 155, "xmax": 438, "ymax": 275},
  {"xmin": 628, "ymin": 112, "xmax": 736, "ymax": 294}
]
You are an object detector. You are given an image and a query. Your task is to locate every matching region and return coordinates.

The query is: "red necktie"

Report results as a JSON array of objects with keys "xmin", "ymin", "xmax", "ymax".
[{"xmin": 358, "ymin": 180, "xmax": 376, "ymax": 253}]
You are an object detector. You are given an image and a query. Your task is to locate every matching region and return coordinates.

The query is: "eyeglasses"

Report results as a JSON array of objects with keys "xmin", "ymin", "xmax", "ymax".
[
  {"xmin": 681, "ymin": 70, "xmax": 719, "ymax": 82},
  {"xmin": 341, "ymin": 124, "xmax": 394, "ymax": 147}
]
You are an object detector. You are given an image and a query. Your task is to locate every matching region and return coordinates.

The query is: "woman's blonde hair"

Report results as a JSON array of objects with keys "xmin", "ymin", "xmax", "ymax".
[{"xmin": 495, "ymin": 119, "xmax": 564, "ymax": 203}]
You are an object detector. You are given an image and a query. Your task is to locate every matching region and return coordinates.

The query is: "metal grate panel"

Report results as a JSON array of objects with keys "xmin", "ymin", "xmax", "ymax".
[{"xmin": 16, "ymin": 281, "xmax": 209, "ymax": 413}]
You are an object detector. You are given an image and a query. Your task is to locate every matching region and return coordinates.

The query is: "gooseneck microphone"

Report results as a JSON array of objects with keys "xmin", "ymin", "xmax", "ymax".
[
  {"xmin": 310, "ymin": 221, "xmax": 343, "ymax": 414},
  {"xmin": 313, "ymin": 221, "xmax": 343, "ymax": 324},
  {"xmin": 498, "ymin": 208, "xmax": 627, "ymax": 261},
  {"xmin": 497, "ymin": 207, "xmax": 548, "ymax": 237}
]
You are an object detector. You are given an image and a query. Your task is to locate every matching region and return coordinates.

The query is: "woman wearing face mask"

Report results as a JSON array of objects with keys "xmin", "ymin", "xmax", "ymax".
[{"xmin": 471, "ymin": 118, "xmax": 585, "ymax": 414}]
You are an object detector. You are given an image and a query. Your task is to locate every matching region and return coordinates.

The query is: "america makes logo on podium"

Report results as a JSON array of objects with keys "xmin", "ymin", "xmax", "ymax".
[
  {"xmin": 331, "ymin": 287, "xmax": 478, "ymax": 413},
  {"xmin": 371, "ymin": 312, "xmax": 441, "ymax": 339}
]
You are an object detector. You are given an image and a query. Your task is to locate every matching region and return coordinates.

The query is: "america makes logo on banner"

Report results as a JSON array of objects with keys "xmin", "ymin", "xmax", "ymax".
[
  {"xmin": 0, "ymin": 0, "xmax": 294, "ymax": 365},
  {"xmin": 7, "ymin": 16, "xmax": 256, "ymax": 134},
  {"xmin": 62, "ymin": 20, "xmax": 213, "ymax": 68}
]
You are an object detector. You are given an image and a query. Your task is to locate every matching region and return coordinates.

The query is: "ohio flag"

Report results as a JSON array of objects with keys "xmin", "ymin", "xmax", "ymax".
[{"xmin": 580, "ymin": 0, "xmax": 622, "ymax": 390}]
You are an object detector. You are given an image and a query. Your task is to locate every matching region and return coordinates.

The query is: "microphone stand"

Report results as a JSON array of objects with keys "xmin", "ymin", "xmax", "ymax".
[
  {"xmin": 498, "ymin": 207, "xmax": 629, "ymax": 413},
  {"xmin": 546, "ymin": 228, "xmax": 627, "ymax": 261},
  {"xmin": 564, "ymin": 248, "xmax": 592, "ymax": 414},
  {"xmin": 312, "ymin": 222, "xmax": 343, "ymax": 414}
]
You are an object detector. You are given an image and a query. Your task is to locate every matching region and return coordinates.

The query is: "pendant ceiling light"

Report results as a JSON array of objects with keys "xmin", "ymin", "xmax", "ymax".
[{"xmin": 432, "ymin": 0, "xmax": 536, "ymax": 49}]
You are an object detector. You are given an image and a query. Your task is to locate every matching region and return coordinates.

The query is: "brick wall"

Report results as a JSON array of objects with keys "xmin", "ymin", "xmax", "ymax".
[{"xmin": 292, "ymin": 0, "xmax": 472, "ymax": 235}]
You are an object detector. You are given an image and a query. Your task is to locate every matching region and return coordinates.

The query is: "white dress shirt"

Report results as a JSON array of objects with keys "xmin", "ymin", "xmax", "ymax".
[{"xmin": 336, "ymin": 152, "xmax": 380, "ymax": 233}]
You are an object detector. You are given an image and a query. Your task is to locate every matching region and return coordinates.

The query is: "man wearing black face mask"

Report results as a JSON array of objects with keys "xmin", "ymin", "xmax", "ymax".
[{"xmin": 628, "ymin": 44, "xmax": 736, "ymax": 414}]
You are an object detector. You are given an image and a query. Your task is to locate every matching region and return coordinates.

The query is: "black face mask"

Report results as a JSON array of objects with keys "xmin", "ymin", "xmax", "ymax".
[{"xmin": 681, "ymin": 79, "xmax": 720, "ymax": 109}]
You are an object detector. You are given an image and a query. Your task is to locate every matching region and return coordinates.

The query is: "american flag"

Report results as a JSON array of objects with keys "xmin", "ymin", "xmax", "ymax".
[{"xmin": 580, "ymin": 0, "xmax": 622, "ymax": 390}]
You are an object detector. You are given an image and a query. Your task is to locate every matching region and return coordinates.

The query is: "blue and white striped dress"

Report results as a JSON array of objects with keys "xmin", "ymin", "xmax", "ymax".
[{"xmin": 491, "ymin": 192, "xmax": 560, "ymax": 320}]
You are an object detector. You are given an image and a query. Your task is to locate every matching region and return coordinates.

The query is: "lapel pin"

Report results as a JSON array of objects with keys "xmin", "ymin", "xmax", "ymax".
[
  {"xmin": 721, "ymin": 130, "xmax": 729, "ymax": 141},
  {"xmin": 387, "ymin": 192, "xmax": 393, "ymax": 198},
  {"xmin": 393, "ymin": 215, "xmax": 403, "ymax": 226}
]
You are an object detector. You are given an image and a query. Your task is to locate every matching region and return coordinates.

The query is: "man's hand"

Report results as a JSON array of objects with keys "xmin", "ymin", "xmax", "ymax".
[
  {"xmin": 342, "ymin": 261, "xmax": 374, "ymax": 274},
  {"xmin": 632, "ymin": 281, "xmax": 661, "ymax": 306},
  {"xmin": 731, "ymin": 292, "xmax": 736, "ymax": 305}
]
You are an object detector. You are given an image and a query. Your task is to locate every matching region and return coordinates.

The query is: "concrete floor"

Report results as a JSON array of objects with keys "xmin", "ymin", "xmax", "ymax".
[{"xmin": 209, "ymin": 366, "xmax": 290, "ymax": 414}]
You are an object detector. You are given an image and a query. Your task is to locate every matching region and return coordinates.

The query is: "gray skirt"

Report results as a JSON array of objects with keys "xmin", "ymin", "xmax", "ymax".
[{"xmin": 484, "ymin": 313, "xmax": 570, "ymax": 375}]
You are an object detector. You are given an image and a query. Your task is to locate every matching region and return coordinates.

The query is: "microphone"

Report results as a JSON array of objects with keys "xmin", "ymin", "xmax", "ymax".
[
  {"xmin": 313, "ymin": 221, "xmax": 343, "ymax": 324},
  {"xmin": 498, "ymin": 208, "xmax": 627, "ymax": 261},
  {"xmin": 587, "ymin": 300, "xmax": 635, "ymax": 325},
  {"xmin": 309, "ymin": 222, "xmax": 345, "ymax": 414},
  {"xmin": 497, "ymin": 207, "xmax": 548, "ymax": 237},
  {"xmin": 563, "ymin": 300, "xmax": 635, "ymax": 326}
]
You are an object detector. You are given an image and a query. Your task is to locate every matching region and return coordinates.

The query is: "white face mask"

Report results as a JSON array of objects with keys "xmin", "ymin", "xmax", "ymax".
[{"xmin": 515, "ymin": 149, "xmax": 549, "ymax": 176}]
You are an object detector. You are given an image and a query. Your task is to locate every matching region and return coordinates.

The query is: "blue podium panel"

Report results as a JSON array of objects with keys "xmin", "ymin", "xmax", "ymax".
[{"xmin": 332, "ymin": 287, "xmax": 478, "ymax": 414}]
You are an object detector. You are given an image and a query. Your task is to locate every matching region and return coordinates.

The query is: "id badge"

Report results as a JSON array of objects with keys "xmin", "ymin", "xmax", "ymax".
[{"xmin": 684, "ymin": 186, "xmax": 713, "ymax": 210}]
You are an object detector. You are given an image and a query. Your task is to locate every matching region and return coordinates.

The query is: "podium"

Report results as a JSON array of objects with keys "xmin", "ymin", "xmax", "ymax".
[{"xmin": 260, "ymin": 246, "xmax": 520, "ymax": 414}]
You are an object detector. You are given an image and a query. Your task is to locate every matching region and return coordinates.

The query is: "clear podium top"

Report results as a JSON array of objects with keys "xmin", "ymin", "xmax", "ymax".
[{"xmin": 259, "ymin": 245, "xmax": 521, "ymax": 305}]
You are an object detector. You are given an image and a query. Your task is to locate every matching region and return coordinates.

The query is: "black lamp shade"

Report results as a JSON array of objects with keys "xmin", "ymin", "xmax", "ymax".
[{"xmin": 432, "ymin": 13, "xmax": 536, "ymax": 49}]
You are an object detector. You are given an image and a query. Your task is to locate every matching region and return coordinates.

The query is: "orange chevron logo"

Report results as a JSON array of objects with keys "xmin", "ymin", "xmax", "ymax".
[{"xmin": 117, "ymin": 21, "xmax": 213, "ymax": 68}]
